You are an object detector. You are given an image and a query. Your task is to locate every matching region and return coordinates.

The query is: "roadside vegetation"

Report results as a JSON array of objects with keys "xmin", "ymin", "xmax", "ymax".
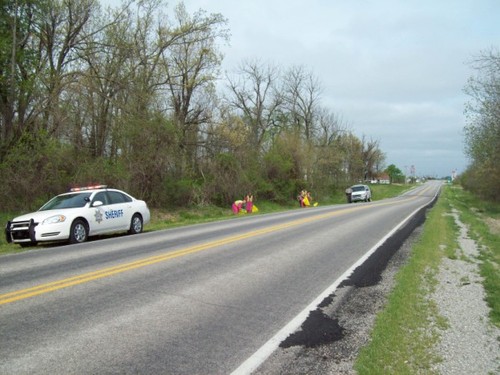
[
  {"xmin": 354, "ymin": 184, "xmax": 500, "ymax": 374},
  {"xmin": 448, "ymin": 186, "xmax": 500, "ymax": 325},
  {"xmin": 0, "ymin": 0, "xmax": 394, "ymax": 216},
  {"xmin": 460, "ymin": 48, "xmax": 499, "ymax": 202},
  {"xmin": 354, "ymin": 47, "xmax": 500, "ymax": 372},
  {"xmin": 0, "ymin": 183, "xmax": 411, "ymax": 255}
]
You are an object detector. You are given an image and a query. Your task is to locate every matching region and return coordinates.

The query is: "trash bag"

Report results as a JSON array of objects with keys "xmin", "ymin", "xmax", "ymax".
[{"xmin": 303, "ymin": 196, "xmax": 310, "ymax": 206}]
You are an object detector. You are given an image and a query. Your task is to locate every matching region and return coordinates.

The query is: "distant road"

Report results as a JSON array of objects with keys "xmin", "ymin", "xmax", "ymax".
[{"xmin": 0, "ymin": 181, "xmax": 441, "ymax": 374}]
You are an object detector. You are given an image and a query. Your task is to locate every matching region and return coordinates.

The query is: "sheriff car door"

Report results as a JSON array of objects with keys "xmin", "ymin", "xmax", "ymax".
[
  {"xmin": 90, "ymin": 191, "xmax": 115, "ymax": 234},
  {"xmin": 104, "ymin": 190, "xmax": 132, "ymax": 231}
]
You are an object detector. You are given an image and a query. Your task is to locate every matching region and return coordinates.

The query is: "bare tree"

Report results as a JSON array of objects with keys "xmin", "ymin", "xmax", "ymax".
[
  {"xmin": 316, "ymin": 107, "xmax": 349, "ymax": 146},
  {"xmin": 361, "ymin": 136, "xmax": 385, "ymax": 180},
  {"xmin": 313, "ymin": 108, "xmax": 351, "ymax": 186},
  {"xmin": 281, "ymin": 65, "xmax": 322, "ymax": 140},
  {"xmin": 225, "ymin": 59, "xmax": 283, "ymax": 151},
  {"xmin": 463, "ymin": 47, "xmax": 500, "ymax": 200},
  {"xmin": 160, "ymin": 2, "xmax": 229, "ymax": 177},
  {"xmin": 464, "ymin": 48, "xmax": 500, "ymax": 166},
  {"xmin": 67, "ymin": 2, "xmax": 135, "ymax": 157},
  {"xmin": 338, "ymin": 132, "xmax": 364, "ymax": 182},
  {"xmin": 37, "ymin": 0, "xmax": 99, "ymax": 136}
]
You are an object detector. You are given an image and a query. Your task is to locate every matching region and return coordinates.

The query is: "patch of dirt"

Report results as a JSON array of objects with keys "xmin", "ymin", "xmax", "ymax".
[
  {"xmin": 150, "ymin": 209, "xmax": 178, "ymax": 222},
  {"xmin": 484, "ymin": 216, "xmax": 500, "ymax": 235}
]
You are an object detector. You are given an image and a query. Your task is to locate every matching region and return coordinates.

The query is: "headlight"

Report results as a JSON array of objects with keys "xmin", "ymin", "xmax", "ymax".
[{"xmin": 42, "ymin": 215, "xmax": 66, "ymax": 225}]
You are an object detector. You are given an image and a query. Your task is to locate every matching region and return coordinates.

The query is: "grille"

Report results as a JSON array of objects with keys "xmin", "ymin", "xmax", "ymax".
[{"xmin": 9, "ymin": 220, "xmax": 37, "ymax": 241}]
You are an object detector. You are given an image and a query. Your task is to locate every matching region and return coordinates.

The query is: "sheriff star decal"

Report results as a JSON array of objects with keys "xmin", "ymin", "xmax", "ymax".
[{"xmin": 94, "ymin": 208, "xmax": 104, "ymax": 224}]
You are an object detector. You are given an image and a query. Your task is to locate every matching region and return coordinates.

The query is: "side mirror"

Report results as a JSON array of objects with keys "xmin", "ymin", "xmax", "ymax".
[{"xmin": 92, "ymin": 200, "xmax": 103, "ymax": 207}]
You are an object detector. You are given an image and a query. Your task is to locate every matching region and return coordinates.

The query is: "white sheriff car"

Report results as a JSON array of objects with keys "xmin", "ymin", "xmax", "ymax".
[{"xmin": 5, "ymin": 185, "xmax": 150, "ymax": 247}]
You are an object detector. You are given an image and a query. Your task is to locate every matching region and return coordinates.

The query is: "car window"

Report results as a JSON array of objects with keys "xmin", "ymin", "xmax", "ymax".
[
  {"xmin": 93, "ymin": 192, "xmax": 109, "ymax": 206},
  {"xmin": 107, "ymin": 191, "xmax": 132, "ymax": 204},
  {"xmin": 39, "ymin": 193, "xmax": 92, "ymax": 210},
  {"xmin": 351, "ymin": 186, "xmax": 365, "ymax": 192}
]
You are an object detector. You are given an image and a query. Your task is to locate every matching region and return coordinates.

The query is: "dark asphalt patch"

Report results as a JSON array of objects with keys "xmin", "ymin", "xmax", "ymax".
[
  {"xmin": 279, "ymin": 196, "xmax": 437, "ymax": 349},
  {"xmin": 340, "ymin": 204, "xmax": 428, "ymax": 288},
  {"xmin": 280, "ymin": 309, "xmax": 344, "ymax": 348},
  {"xmin": 318, "ymin": 295, "xmax": 334, "ymax": 308}
]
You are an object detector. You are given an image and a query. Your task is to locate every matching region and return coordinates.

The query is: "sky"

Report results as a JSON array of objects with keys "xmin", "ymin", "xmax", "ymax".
[{"xmin": 106, "ymin": 0, "xmax": 500, "ymax": 177}]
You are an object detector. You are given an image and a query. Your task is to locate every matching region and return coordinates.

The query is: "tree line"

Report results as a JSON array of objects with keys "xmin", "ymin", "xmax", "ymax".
[
  {"xmin": 0, "ymin": 0, "xmax": 387, "ymax": 211},
  {"xmin": 461, "ymin": 48, "xmax": 500, "ymax": 201}
]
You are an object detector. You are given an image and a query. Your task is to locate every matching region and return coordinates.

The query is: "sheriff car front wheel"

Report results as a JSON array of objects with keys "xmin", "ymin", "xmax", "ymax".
[{"xmin": 70, "ymin": 219, "xmax": 88, "ymax": 244}]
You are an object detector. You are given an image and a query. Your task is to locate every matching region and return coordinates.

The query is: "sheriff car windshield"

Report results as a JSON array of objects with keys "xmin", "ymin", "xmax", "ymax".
[{"xmin": 39, "ymin": 193, "xmax": 92, "ymax": 210}]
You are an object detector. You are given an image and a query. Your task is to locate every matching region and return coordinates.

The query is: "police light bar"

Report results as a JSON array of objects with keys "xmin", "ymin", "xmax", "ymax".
[{"xmin": 70, "ymin": 185, "xmax": 108, "ymax": 192}]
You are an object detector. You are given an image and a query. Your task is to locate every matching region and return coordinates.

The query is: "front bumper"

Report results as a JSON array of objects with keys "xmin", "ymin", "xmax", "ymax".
[
  {"xmin": 351, "ymin": 194, "xmax": 367, "ymax": 202},
  {"xmin": 6, "ymin": 219, "xmax": 37, "ymax": 244},
  {"xmin": 6, "ymin": 219, "xmax": 67, "ymax": 244}
]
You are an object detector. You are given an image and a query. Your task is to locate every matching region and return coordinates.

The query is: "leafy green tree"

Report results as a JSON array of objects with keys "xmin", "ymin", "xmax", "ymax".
[
  {"xmin": 0, "ymin": 131, "xmax": 74, "ymax": 211},
  {"xmin": 385, "ymin": 164, "xmax": 404, "ymax": 183},
  {"xmin": 263, "ymin": 132, "xmax": 306, "ymax": 202}
]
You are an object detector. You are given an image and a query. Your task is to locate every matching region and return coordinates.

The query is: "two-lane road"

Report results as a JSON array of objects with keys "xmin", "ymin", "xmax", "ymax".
[{"xmin": 0, "ymin": 181, "xmax": 441, "ymax": 374}]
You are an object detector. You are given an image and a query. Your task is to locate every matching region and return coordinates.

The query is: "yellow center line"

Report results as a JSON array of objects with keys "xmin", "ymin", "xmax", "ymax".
[{"xmin": 0, "ymin": 195, "xmax": 422, "ymax": 305}]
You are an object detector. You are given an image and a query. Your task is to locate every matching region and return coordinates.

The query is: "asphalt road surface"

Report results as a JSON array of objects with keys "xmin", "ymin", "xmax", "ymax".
[{"xmin": 0, "ymin": 181, "xmax": 441, "ymax": 374}]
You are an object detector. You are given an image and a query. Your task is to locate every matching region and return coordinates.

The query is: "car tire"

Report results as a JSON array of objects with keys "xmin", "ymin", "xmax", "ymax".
[
  {"xmin": 70, "ymin": 219, "xmax": 88, "ymax": 244},
  {"xmin": 129, "ymin": 214, "xmax": 143, "ymax": 235}
]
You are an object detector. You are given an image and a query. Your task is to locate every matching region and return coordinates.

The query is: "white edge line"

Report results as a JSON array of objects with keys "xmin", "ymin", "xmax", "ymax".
[{"xmin": 231, "ymin": 190, "xmax": 438, "ymax": 375}]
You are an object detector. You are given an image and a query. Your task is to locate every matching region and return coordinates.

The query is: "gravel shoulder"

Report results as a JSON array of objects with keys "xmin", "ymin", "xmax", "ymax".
[
  {"xmin": 431, "ymin": 211, "xmax": 499, "ymax": 375},
  {"xmin": 255, "ymin": 209, "xmax": 499, "ymax": 374}
]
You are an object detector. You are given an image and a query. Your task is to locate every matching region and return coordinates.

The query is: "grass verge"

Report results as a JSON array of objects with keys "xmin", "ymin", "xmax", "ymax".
[
  {"xmin": 445, "ymin": 185, "xmax": 500, "ymax": 326},
  {"xmin": 0, "ymin": 183, "xmax": 412, "ymax": 255},
  {"xmin": 355, "ymin": 185, "xmax": 455, "ymax": 374},
  {"xmin": 354, "ymin": 184, "xmax": 500, "ymax": 374}
]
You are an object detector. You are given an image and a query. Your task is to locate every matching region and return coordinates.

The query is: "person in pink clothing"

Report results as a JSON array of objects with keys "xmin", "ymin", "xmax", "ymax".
[
  {"xmin": 245, "ymin": 193, "xmax": 253, "ymax": 213},
  {"xmin": 232, "ymin": 199, "xmax": 244, "ymax": 214}
]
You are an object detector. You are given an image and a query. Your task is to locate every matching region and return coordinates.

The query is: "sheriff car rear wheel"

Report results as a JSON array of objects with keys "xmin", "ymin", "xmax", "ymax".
[{"xmin": 129, "ymin": 214, "xmax": 143, "ymax": 235}]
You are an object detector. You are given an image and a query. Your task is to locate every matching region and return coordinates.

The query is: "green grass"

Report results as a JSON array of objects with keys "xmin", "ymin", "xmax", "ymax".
[
  {"xmin": 0, "ymin": 202, "xmax": 302, "ymax": 254},
  {"xmin": 354, "ymin": 184, "xmax": 500, "ymax": 374},
  {"xmin": 320, "ymin": 182, "xmax": 413, "ymax": 205},
  {"xmin": 370, "ymin": 183, "xmax": 413, "ymax": 200},
  {"xmin": 445, "ymin": 185, "xmax": 500, "ymax": 326},
  {"xmin": 0, "ymin": 183, "xmax": 417, "ymax": 255},
  {"xmin": 355, "ymin": 186, "xmax": 455, "ymax": 374},
  {"xmin": 146, "ymin": 200, "xmax": 302, "ymax": 231},
  {"xmin": 4, "ymin": 182, "xmax": 497, "ymax": 370},
  {"xmin": 0, "ymin": 212, "xmax": 27, "ymax": 255}
]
